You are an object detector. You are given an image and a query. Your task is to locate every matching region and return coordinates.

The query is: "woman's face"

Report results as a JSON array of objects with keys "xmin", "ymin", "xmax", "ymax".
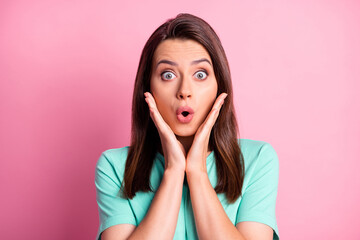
[{"xmin": 150, "ymin": 38, "xmax": 218, "ymax": 137}]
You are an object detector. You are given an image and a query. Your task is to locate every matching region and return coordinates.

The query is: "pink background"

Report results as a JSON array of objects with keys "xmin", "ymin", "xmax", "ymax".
[{"xmin": 1, "ymin": 0, "xmax": 359, "ymax": 239}]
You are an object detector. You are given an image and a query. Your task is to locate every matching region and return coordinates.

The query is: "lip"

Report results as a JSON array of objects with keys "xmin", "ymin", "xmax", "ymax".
[{"xmin": 176, "ymin": 106, "xmax": 194, "ymax": 123}]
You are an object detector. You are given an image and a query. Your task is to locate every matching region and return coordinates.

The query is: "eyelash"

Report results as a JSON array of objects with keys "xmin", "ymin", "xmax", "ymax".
[{"xmin": 160, "ymin": 69, "xmax": 209, "ymax": 80}]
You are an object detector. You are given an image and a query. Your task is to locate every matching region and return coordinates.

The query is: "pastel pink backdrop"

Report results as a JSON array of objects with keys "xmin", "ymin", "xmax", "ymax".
[{"xmin": 0, "ymin": 0, "xmax": 359, "ymax": 239}]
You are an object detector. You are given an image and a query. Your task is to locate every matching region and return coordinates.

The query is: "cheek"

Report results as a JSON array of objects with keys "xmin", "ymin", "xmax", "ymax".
[
  {"xmin": 150, "ymin": 76, "xmax": 167, "ymax": 98},
  {"xmin": 152, "ymin": 90, "xmax": 173, "ymax": 121},
  {"xmin": 200, "ymin": 81, "xmax": 218, "ymax": 103},
  {"xmin": 198, "ymin": 82, "xmax": 218, "ymax": 116},
  {"xmin": 150, "ymin": 79, "xmax": 175, "ymax": 121}
]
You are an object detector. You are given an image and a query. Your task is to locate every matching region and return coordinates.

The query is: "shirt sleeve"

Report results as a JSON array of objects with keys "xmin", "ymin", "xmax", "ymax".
[
  {"xmin": 95, "ymin": 151, "xmax": 136, "ymax": 240},
  {"xmin": 236, "ymin": 142, "xmax": 280, "ymax": 240}
]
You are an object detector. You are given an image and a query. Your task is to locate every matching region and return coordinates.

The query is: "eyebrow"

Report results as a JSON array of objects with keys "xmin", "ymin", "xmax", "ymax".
[{"xmin": 155, "ymin": 58, "xmax": 212, "ymax": 69}]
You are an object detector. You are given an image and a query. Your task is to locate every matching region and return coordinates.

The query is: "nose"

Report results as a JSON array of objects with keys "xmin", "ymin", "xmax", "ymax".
[{"xmin": 176, "ymin": 76, "xmax": 192, "ymax": 100}]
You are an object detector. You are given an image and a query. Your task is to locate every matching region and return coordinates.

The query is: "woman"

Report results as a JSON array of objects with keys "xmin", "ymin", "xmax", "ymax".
[{"xmin": 95, "ymin": 13, "xmax": 279, "ymax": 240}]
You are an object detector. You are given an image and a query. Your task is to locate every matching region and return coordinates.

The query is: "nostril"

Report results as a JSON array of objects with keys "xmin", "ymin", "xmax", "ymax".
[{"xmin": 179, "ymin": 94, "xmax": 191, "ymax": 99}]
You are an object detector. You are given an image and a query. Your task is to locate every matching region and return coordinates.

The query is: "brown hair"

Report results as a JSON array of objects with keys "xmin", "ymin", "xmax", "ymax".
[{"xmin": 121, "ymin": 13, "xmax": 244, "ymax": 204}]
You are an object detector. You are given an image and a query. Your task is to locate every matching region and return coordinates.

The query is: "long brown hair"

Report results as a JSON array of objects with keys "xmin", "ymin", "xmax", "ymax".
[{"xmin": 121, "ymin": 13, "xmax": 244, "ymax": 204}]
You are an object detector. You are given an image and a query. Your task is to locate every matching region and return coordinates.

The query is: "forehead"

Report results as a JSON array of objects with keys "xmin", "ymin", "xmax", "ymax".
[{"xmin": 153, "ymin": 39, "xmax": 212, "ymax": 64}]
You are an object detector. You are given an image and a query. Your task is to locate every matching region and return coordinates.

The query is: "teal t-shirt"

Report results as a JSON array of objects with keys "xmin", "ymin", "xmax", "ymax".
[{"xmin": 95, "ymin": 138, "xmax": 280, "ymax": 239}]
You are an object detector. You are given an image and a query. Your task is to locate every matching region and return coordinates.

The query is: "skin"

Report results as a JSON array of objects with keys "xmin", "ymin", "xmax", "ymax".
[
  {"xmin": 146, "ymin": 38, "xmax": 227, "ymax": 173},
  {"xmin": 101, "ymin": 38, "xmax": 273, "ymax": 240}
]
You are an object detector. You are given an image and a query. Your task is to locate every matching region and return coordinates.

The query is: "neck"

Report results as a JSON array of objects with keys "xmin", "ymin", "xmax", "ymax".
[
  {"xmin": 176, "ymin": 134, "xmax": 194, "ymax": 154},
  {"xmin": 158, "ymin": 135, "xmax": 212, "ymax": 157}
]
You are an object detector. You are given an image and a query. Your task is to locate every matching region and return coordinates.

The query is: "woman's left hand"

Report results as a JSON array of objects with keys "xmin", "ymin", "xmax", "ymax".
[{"xmin": 185, "ymin": 93, "xmax": 228, "ymax": 174}]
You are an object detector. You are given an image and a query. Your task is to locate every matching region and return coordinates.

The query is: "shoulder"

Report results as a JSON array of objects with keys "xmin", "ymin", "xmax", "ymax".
[
  {"xmin": 235, "ymin": 139, "xmax": 280, "ymax": 239},
  {"xmin": 237, "ymin": 138, "xmax": 279, "ymax": 174},
  {"xmin": 95, "ymin": 146, "xmax": 131, "ymax": 181},
  {"xmin": 98, "ymin": 146, "xmax": 130, "ymax": 163},
  {"xmin": 238, "ymin": 138, "xmax": 277, "ymax": 155}
]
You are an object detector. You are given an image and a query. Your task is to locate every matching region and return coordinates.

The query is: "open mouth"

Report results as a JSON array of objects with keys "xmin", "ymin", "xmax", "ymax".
[
  {"xmin": 181, "ymin": 111, "xmax": 190, "ymax": 117},
  {"xmin": 176, "ymin": 106, "xmax": 194, "ymax": 123}
]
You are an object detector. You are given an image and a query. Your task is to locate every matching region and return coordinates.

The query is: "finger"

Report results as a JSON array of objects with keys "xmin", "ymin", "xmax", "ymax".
[
  {"xmin": 198, "ymin": 93, "xmax": 228, "ymax": 138},
  {"xmin": 206, "ymin": 92, "xmax": 228, "ymax": 123},
  {"xmin": 144, "ymin": 92, "xmax": 165, "ymax": 128},
  {"xmin": 144, "ymin": 92, "xmax": 172, "ymax": 135},
  {"xmin": 214, "ymin": 93, "xmax": 227, "ymax": 110}
]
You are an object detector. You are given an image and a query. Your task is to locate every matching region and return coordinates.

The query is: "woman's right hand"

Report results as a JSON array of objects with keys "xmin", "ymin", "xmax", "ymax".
[{"xmin": 144, "ymin": 92, "xmax": 186, "ymax": 172}]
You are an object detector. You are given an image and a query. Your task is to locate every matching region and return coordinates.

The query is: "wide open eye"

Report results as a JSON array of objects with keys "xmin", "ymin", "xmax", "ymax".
[
  {"xmin": 194, "ymin": 70, "xmax": 208, "ymax": 80},
  {"xmin": 161, "ymin": 71, "xmax": 176, "ymax": 80}
]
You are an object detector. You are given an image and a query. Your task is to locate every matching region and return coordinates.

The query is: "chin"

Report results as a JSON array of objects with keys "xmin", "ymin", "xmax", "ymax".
[{"xmin": 173, "ymin": 127, "xmax": 197, "ymax": 137}]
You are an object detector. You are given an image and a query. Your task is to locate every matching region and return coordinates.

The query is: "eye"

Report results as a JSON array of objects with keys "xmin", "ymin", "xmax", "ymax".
[
  {"xmin": 161, "ymin": 71, "xmax": 176, "ymax": 80},
  {"xmin": 194, "ymin": 70, "xmax": 208, "ymax": 80}
]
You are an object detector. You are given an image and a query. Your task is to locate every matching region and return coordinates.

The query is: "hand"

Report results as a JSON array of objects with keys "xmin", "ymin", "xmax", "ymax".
[
  {"xmin": 144, "ymin": 92, "xmax": 186, "ymax": 172},
  {"xmin": 185, "ymin": 93, "xmax": 228, "ymax": 174}
]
